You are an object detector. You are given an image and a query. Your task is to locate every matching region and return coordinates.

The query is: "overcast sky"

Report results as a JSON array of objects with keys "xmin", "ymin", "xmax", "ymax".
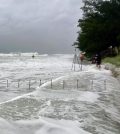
[{"xmin": 0, "ymin": 0, "xmax": 83, "ymax": 54}]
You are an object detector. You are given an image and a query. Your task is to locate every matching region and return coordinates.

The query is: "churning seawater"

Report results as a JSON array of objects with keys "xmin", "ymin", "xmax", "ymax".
[{"xmin": 0, "ymin": 53, "xmax": 120, "ymax": 134}]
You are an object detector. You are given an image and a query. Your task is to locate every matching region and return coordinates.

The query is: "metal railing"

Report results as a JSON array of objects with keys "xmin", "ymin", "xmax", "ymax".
[{"xmin": 0, "ymin": 79, "xmax": 107, "ymax": 90}]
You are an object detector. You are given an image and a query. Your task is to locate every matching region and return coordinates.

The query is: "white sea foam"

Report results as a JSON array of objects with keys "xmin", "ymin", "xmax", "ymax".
[
  {"xmin": 0, "ymin": 117, "xmax": 92, "ymax": 134},
  {"xmin": 0, "ymin": 52, "xmax": 39, "ymax": 57},
  {"xmin": 0, "ymin": 54, "xmax": 120, "ymax": 134}
]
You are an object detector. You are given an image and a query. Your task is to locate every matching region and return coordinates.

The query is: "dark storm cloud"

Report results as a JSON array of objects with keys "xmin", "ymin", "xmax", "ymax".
[{"xmin": 0, "ymin": 0, "xmax": 83, "ymax": 54}]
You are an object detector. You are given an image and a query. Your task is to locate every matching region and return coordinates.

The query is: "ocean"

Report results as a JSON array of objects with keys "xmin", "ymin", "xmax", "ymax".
[{"xmin": 0, "ymin": 53, "xmax": 120, "ymax": 134}]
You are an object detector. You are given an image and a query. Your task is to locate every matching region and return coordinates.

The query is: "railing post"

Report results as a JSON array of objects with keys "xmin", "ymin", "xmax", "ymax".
[
  {"xmin": 91, "ymin": 80, "xmax": 93, "ymax": 90},
  {"xmin": 7, "ymin": 80, "xmax": 8, "ymax": 88},
  {"xmin": 39, "ymin": 79, "xmax": 41, "ymax": 87},
  {"xmin": 63, "ymin": 80, "xmax": 65, "ymax": 89},
  {"xmin": 29, "ymin": 80, "xmax": 31, "ymax": 89},
  {"xmin": 18, "ymin": 80, "xmax": 20, "ymax": 88},
  {"xmin": 104, "ymin": 80, "xmax": 106, "ymax": 90},
  {"xmin": 77, "ymin": 79, "xmax": 79, "ymax": 89},
  {"xmin": 51, "ymin": 79, "xmax": 52, "ymax": 88}
]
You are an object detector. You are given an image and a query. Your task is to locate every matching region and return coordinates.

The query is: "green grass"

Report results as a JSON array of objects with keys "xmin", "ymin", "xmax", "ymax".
[{"xmin": 103, "ymin": 55, "xmax": 120, "ymax": 66}]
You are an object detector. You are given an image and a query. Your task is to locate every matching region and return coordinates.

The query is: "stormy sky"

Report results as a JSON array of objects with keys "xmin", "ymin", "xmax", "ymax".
[{"xmin": 0, "ymin": 0, "xmax": 83, "ymax": 54}]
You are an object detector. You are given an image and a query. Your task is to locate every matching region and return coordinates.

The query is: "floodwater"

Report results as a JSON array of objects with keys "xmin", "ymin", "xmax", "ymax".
[{"xmin": 0, "ymin": 53, "xmax": 120, "ymax": 134}]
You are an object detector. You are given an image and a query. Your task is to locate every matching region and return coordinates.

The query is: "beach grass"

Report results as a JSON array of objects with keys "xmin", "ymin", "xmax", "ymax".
[{"xmin": 103, "ymin": 54, "xmax": 120, "ymax": 67}]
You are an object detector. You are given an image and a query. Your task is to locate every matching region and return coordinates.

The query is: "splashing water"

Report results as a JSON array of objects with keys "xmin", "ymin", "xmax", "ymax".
[{"xmin": 0, "ymin": 53, "xmax": 120, "ymax": 134}]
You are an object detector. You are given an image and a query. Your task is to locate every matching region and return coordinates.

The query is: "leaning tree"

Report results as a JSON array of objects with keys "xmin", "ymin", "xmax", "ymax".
[{"xmin": 74, "ymin": 0, "xmax": 120, "ymax": 56}]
